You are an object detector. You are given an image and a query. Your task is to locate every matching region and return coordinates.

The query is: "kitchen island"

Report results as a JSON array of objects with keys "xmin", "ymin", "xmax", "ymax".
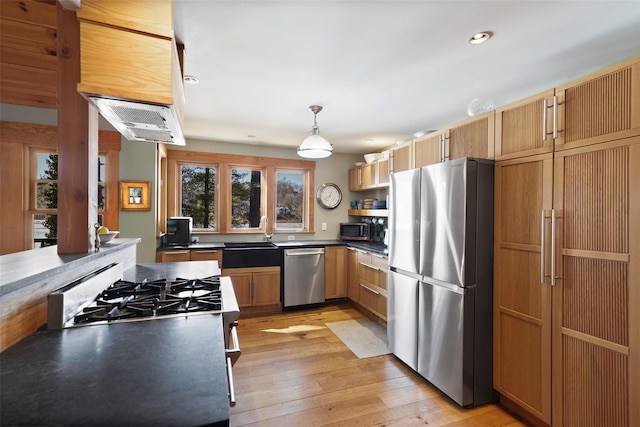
[
  {"xmin": 1, "ymin": 260, "xmax": 231, "ymax": 426},
  {"xmin": 0, "ymin": 314, "xmax": 229, "ymax": 426}
]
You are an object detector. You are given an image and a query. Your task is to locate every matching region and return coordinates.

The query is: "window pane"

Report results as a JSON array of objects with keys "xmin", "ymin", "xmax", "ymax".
[
  {"xmin": 34, "ymin": 214, "xmax": 57, "ymax": 248},
  {"xmin": 98, "ymin": 183, "xmax": 105, "ymax": 210},
  {"xmin": 37, "ymin": 153, "xmax": 58, "ymax": 180},
  {"xmin": 36, "ymin": 182, "xmax": 57, "ymax": 209},
  {"xmin": 275, "ymin": 171, "xmax": 304, "ymax": 229},
  {"xmin": 231, "ymin": 168, "xmax": 262, "ymax": 228},
  {"xmin": 181, "ymin": 165, "xmax": 216, "ymax": 229},
  {"xmin": 97, "ymin": 156, "xmax": 105, "ymax": 182}
]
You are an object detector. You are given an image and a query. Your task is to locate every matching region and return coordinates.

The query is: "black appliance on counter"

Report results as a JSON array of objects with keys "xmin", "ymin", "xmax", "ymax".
[{"xmin": 166, "ymin": 216, "xmax": 193, "ymax": 246}]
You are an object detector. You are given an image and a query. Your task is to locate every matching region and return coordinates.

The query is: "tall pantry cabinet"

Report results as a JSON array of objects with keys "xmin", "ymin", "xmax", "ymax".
[{"xmin": 493, "ymin": 55, "xmax": 640, "ymax": 427}]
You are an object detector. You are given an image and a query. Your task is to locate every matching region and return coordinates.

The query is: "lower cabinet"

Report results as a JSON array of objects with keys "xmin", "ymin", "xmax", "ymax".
[
  {"xmin": 325, "ymin": 246, "xmax": 347, "ymax": 299},
  {"xmin": 222, "ymin": 267, "xmax": 280, "ymax": 309},
  {"xmin": 347, "ymin": 247, "xmax": 388, "ymax": 321}
]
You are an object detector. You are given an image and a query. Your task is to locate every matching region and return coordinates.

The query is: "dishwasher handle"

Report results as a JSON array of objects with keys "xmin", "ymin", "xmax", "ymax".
[{"xmin": 285, "ymin": 250, "xmax": 325, "ymax": 256}]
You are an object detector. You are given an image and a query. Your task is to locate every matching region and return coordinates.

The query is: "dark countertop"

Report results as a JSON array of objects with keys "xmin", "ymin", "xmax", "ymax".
[
  {"xmin": 0, "ymin": 315, "xmax": 229, "ymax": 427},
  {"xmin": 157, "ymin": 239, "xmax": 387, "ymax": 255}
]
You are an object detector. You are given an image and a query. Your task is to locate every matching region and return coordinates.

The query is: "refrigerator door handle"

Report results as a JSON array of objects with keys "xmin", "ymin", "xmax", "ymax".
[{"xmin": 421, "ymin": 277, "xmax": 466, "ymax": 295}]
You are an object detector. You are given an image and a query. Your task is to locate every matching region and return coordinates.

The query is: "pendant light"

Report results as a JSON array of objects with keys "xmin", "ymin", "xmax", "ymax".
[{"xmin": 297, "ymin": 105, "xmax": 333, "ymax": 159}]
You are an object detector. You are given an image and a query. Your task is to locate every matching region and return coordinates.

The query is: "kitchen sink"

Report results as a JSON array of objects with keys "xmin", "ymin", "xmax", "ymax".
[{"xmin": 222, "ymin": 242, "xmax": 281, "ymax": 268}]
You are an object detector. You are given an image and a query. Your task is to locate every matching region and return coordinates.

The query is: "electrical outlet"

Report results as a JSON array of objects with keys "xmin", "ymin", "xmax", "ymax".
[
  {"xmin": 288, "ymin": 235, "xmax": 295, "ymax": 240},
  {"xmin": 321, "ymin": 222, "xmax": 327, "ymax": 231}
]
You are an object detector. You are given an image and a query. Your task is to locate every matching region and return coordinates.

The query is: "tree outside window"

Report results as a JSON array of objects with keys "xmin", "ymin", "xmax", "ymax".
[
  {"xmin": 180, "ymin": 165, "xmax": 216, "ymax": 229},
  {"xmin": 275, "ymin": 171, "xmax": 304, "ymax": 230}
]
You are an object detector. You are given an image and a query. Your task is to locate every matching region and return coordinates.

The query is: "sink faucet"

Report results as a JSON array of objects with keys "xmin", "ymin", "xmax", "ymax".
[{"xmin": 260, "ymin": 215, "xmax": 273, "ymax": 241}]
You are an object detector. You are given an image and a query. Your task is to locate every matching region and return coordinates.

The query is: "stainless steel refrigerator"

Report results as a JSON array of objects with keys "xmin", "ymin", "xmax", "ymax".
[{"xmin": 387, "ymin": 157, "xmax": 496, "ymax": 407}]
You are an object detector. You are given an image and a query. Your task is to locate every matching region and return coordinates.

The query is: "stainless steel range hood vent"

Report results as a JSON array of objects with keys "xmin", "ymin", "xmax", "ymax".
[{"xmin": 89, "ymin": 96, "xmax": 186, "ymax": 146}]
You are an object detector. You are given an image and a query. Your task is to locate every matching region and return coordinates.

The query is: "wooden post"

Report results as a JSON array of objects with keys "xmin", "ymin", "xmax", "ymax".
[{"xmin": 56, "ymin": 1, "xmax": 98, "ymax": 253}]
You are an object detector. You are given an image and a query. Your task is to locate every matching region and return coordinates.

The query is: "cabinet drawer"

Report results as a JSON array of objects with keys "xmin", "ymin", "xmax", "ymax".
[
  {"xmin": 159, "ymin": 250, "xmax": 190, "ymax": 262},
  {"xmin": 369, "ymin": 253, "xmax": 388, "ymax": 270},
  {"xmin": 190, "ymin": 249, "xmax": 223, "ymax": 263},
  {"xmin": 359, "ymin": 283, "xmax": 387, "ymax": 320}
]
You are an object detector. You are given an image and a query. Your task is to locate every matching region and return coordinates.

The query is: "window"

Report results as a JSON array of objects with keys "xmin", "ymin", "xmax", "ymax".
[
  {"xmin": 230, "ymin": 167, "xmax": 263, "ymax": 229},
  {"xmin": 180, "ymin": 164, "xmax": 217, "ymax": 229},
  {"xmin": 168, "ymin": 151, "xmax": 315, "ymax": 234},
  {"xmin": 30, "ymin": 147, "xmax": 117, "ymax": 249},
  {"xmin": 275, "ymin": 170, "xmax": 305, "ymax": 230},
  {"xmin": 34, "ymin": 151, "xmax": 58, "ymax": 247}
]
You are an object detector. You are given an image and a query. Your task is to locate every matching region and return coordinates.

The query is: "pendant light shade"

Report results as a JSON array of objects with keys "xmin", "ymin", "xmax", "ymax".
[{"xmin": 297, "ymin": 105, "xmax": 333, "ymax": 159}]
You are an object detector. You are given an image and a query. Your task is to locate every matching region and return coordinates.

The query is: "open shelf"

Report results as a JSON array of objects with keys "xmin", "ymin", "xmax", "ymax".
[{"xmin": 348, "ymin": 209, "xmax": 388, "ymax": 217}]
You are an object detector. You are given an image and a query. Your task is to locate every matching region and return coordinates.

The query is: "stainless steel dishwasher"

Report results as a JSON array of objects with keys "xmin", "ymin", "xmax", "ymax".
[{"xmin": 283, "ymin": 247, "xmax": 325, "ymax": 308}]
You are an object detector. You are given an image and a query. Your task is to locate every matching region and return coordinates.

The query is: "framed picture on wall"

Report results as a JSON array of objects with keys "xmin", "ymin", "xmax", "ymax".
[{"xmin": 120, "ymin": 180, "xmax": 150, "ymax": 211}]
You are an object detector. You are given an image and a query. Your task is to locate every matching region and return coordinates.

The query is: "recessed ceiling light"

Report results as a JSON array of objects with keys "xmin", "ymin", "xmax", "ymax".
[
  {"xmin": 365, "ymin": 138, "xmax": 374, "ymax": 143},
  {"xmin": 468, "ymin": 31, "xmax": 493, "ymax": 45},
  {"xmin": 184, "ymin": 75, "xmax": 199, "ymax": 84}
]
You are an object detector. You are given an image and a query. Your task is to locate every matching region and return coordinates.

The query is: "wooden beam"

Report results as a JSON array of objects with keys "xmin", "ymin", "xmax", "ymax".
[{"xmin": 56, "ymin": 0, "xmax": 96, "ymax": 253}]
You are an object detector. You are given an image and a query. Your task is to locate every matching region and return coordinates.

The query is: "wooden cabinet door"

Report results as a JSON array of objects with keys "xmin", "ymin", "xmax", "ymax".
[
  {"xmin": 414, "ymin": 133, "xmax": 442, "ymax": 167},
  {"xmin": 223, "ymin": 270, "xmax": 252, "ymax": 307},
  {"xmin": 360, "ymin": 163, "xmax": 374, "ymax": 188},
  {"xmin": 347, "ymin": 247, "xmax": 359, "ymax": 302},
  {"xmin": 348, "ymin": 167, "xmax": 361, "ymax": 191},
  {"xmin": 252, "ymin": 268, "xmax": 281, "ymax": 306},
  {"xmin": 554, "ymin": 56, "xmax": 640, "ymax": 152},
  {"xmin": 325, "ymin": 246, "xmax": 347, "ymax": 299},
  {"xmin": 391, "ymin": 143, "xmax": 412, "ymax": 172},
  {"xmin": 495, "ymin": 89, "xmax": 556, "ymax": 160},
  {"xmin": 159, "ymin": 250, "xmax": 190, "ymax": 262},
  {"xmin": 377, "ymin": 158, "xmax": 390, "ymax": 186},
  {"xmin": 448, "ymin": 112, "xmax": 495, "ymax": 160},
  {"xmin": 493, "ymin": 154, "xmax": 553, "ymax": 424},
  {"xmin": 551, "ymin": 137, "xmax": 639, "ymax": 427}
]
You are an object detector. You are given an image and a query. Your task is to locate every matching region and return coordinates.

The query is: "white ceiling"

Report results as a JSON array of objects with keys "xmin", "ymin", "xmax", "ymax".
[{"xmin": 173, "ymin": 0, "xmax": 640, "ymax": 155}]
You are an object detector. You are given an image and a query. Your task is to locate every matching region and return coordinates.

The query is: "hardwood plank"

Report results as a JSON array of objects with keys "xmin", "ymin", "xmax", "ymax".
[{"xmin": 231, "ymin": 303, "xmax": 526, "ymax": 427}]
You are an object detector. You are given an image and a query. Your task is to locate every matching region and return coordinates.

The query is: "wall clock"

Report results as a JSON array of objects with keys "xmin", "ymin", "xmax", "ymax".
[{"xmin": 316, "ymin": 183, "xmax": 342, "ymax": 209}]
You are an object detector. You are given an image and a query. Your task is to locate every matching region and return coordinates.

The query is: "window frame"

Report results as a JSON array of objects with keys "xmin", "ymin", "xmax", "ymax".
[
  {"xmin": 167, "ymin": 150, "xmax": 315, "ymax": 235},
  {"xmin": 274, "ymin": 167, "xmax": 311, "ymax": 232}
]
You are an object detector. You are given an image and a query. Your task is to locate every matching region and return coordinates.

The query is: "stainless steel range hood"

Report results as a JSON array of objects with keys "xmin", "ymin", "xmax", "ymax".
[{"xmin": 89, "ymin": 96, "xmax": 186, "ymax": 146}]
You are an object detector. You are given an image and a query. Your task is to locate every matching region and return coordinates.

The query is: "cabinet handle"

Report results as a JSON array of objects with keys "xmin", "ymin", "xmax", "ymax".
[
  {"xmin": 552, "ymin": 95, "xmax": 558, "ymax": 139},
  {"xmin": 166, "ymin": 250, "xmax": 189, "ymax": 256},
  {"xmin": 360, "ymin": 262, "xmax": 380, "ymax": 271},
  {"xmin": 540, "ymin": 209, "xmax": 546, "ymax": 284},
  {"xmin": 542, "ymin": 98, "xmax": 548, "ymax": 142},
  {"xmin": 194, "ymin": 250, "xmax": 218, "ymax": 254},
  {"xmin": 358, "ymin": 168, "xmax": 362, "ymax": 186},
  {"xmin": 440, "ymin": 134, "xmax": 445, "ymax": 162},
  {"xmin": 360, "ymin": 284, "xmax": 380, "ymax": 295},
  {"xmin": 551, "ymin": 209, "xmax": 556, "ymax": 287}
]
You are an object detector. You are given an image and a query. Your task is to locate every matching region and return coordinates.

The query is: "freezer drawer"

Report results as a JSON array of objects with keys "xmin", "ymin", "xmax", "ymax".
[
  {"xmin": 283, "ymin": 248, "xmax": 325, "ymax": 307},
  {"xmin": 417, "ymin": 279, "xmax": 474, "ymax": 407},
  {"xmin": 387, "ymin": 270, "xmax": 419, "ymax": 370}
]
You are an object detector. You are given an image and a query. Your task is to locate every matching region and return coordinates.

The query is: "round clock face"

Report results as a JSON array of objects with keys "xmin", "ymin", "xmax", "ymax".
[{"xmin": 316, "ymin": 183, "xmax": 342, "ymax": 209}]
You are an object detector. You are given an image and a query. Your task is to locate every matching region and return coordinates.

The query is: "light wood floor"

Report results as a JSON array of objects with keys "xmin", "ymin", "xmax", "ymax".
[{"xmin": 230, "ymin": 302, "xmax": 527, "ymax": 427}]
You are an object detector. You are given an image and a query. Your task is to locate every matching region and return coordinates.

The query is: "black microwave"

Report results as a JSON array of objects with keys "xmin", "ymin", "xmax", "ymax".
[{"xmin": 339, "ymin": 223, "xmax": 371, "ymax": 241}]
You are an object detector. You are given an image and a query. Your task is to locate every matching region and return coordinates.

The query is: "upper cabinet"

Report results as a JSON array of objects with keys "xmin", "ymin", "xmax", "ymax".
[
  {"xmin": 349, "ymin": 157, "xmax": 389, "ymax": 191},
  {"xmin": 390, "ymin": 142, "xmax": 412, "ymax": 173},
  {"xmin": 76, "ymin": 0, "xmax": 185, "ymax": 146},
  {"xmin": 496, "ymin": 56, "xmax": 640, "ymax": 160},
  {"xmin": 391, "ymin": 111, "xmax": 496, "ymax": 172}
]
